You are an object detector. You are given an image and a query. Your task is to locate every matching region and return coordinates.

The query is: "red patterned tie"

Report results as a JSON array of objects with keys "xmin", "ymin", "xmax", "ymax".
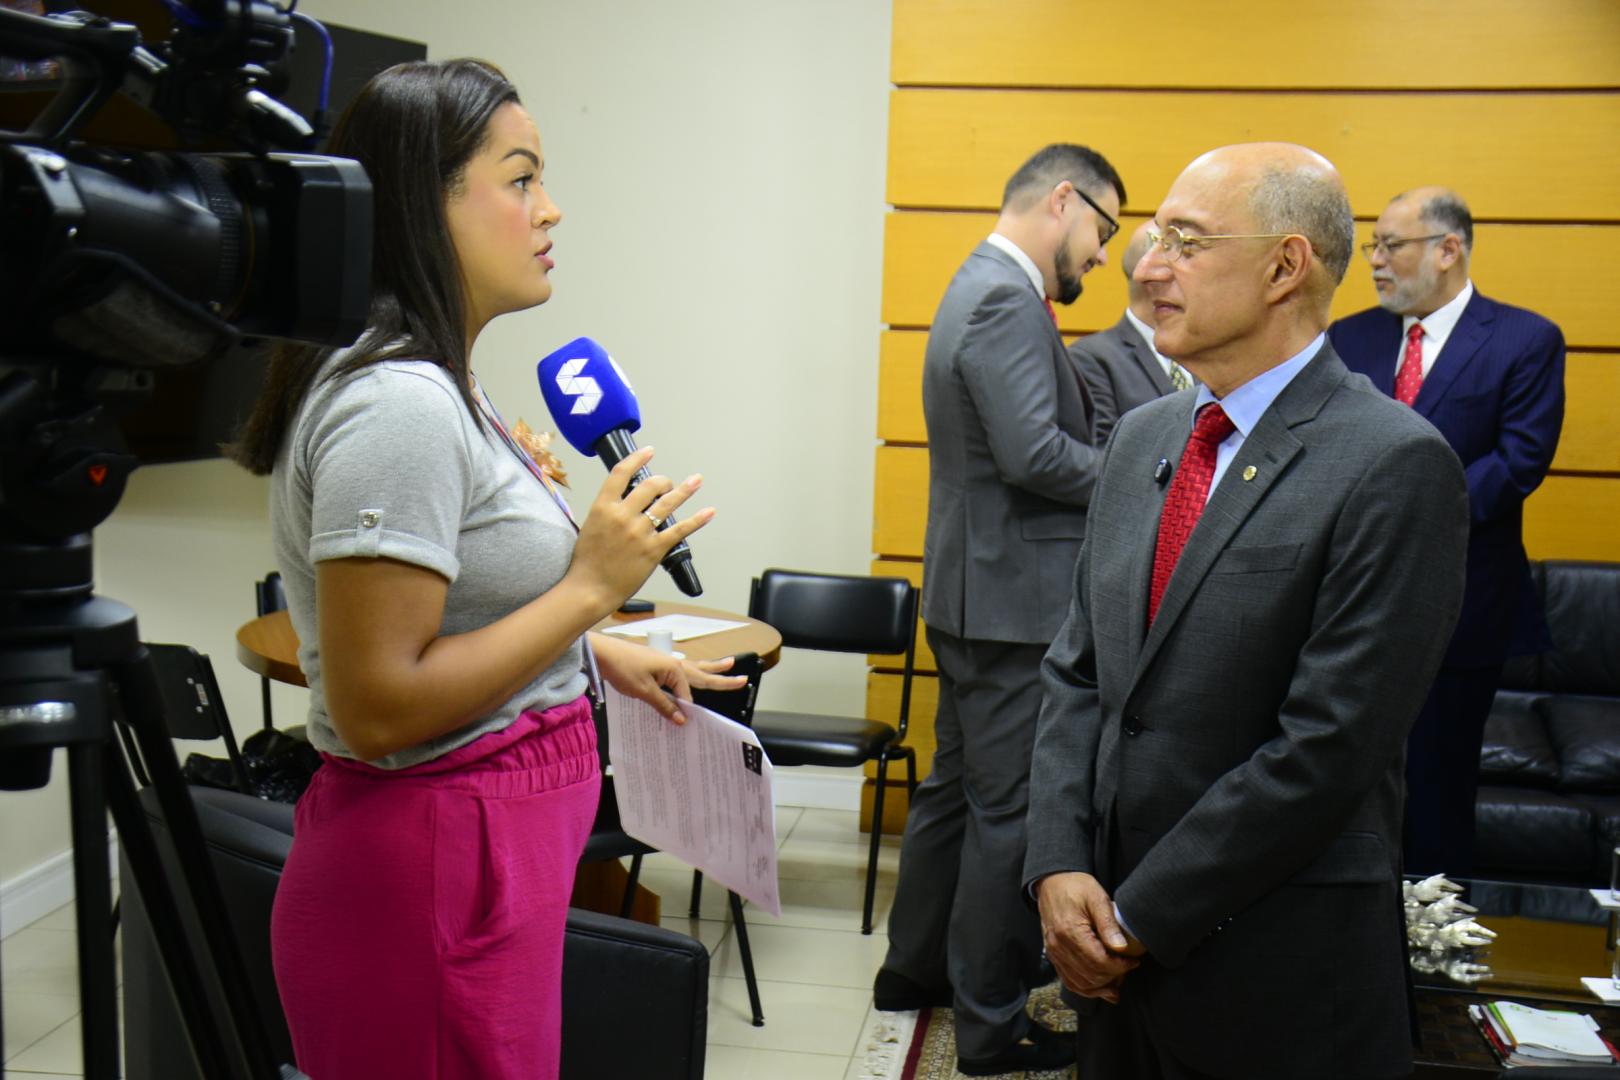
[
  {"xmin": 1394, "ymin": 323, "xmax": 1425, "ymax": 406},
  {"xmin": 1043, "ymin": 297, "xmax": 1058, "ymax": 326},
  {"xmin": 1149, "ymin": 403, "xmax": 1237, "ymax": 623}
]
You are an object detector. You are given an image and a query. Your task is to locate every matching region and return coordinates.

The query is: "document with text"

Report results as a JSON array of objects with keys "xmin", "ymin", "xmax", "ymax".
[{"xmin": 604, "ymin": 686, "xmax": 780, "ymax": 917}]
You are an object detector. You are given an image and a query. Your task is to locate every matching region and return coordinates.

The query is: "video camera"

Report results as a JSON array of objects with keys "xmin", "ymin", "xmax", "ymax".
[{"xmin": 0, "ymin": 0, "xmax": 371, "ymax": 540}]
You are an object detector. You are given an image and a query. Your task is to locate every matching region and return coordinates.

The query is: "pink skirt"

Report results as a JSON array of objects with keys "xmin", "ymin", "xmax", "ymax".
[{"xmin": 271, "ymin": 696, "xmax": 600, "ymax": 1080}]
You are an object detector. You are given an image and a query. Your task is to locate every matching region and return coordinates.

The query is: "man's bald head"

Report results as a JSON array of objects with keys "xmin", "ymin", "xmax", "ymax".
[{"xmin": 1136, "ymin": 143, "xmax": 1352, "ymax": 390}]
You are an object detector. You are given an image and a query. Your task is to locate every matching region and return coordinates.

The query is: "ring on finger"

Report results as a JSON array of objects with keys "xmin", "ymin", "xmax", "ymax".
[{"xmin": 643, "ymin": 510, "xmax": 662, "ymax": 527}]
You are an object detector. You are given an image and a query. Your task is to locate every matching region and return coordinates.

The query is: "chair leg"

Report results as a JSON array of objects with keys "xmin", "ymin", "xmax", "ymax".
[
  {"xmin": 620, "ymin": 852, "xmax": 644, "ymax": 920},
  {"xmin": 728, "ymin": 890, "xmax": 765, "ymax": 1027},
  {"xmin": 688, "ymin": 869, "xmax": 704, "ymax": 918},
  {"xmin": 905, "ymin": 748, "xmax": 918, "ymax": 796},
  {"xmin": 260, "ymin": 675, "xmax": 275, "ymax": 731},
  {"xmin": 864, "ymin": 755, "xmax": 888, "ymax": 935}
]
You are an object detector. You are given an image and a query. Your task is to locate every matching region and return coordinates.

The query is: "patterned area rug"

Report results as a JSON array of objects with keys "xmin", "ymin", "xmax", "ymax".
[{"xmin": 855, "ymin": 982, "xmax": 1078, "ymax": 1080}]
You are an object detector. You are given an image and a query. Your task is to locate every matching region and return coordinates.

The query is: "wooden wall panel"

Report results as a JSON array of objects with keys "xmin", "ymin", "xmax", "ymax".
[
  {"xmin": 881, "ymin": 340, "xmax": 1619, "ymax": 476},
  {"xmin": 867, "ymin": 672, "xmax": 939, "ymax": 783},
  {"xmin": 877, "ymin": 331, "xmax": 928, "ymax": 444},
  {"xmin": 884, "ymin": 212, "xmax": 1620, "ymax": 350},
  {"xmin": 892, "ymin": 0, "xmax": 1620, "ymax": 90},
  {"xmin": 1524, "ymin": 477, "xmax": 1620, "ymax": 562},
  {"xmin": 874, "ymin": 446, "xmax": 928, "ymax": 559},
  {"xmin": 889, "ymin": 89, "xmax": 1620, "ymax": 221},
  {"xmin": 1556, "ymin": 355, "xmax": 1620, "ymax": 475}
]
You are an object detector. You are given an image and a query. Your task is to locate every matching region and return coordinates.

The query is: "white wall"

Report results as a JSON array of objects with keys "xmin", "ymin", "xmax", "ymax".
[{"xmin": 1, "ymin": 0, "xmax": 892, "ymax": 913}]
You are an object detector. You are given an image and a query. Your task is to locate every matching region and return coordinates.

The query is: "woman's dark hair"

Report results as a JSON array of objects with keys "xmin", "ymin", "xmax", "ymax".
[{"xmin": 229, "ymin": 58, "xmax": 520, "ymax": 474}]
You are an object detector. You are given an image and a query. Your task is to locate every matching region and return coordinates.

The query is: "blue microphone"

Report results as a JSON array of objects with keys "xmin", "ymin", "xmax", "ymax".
[{"xmin": 538, "ymin": 337, "xmax": 702, "ymax": 597}]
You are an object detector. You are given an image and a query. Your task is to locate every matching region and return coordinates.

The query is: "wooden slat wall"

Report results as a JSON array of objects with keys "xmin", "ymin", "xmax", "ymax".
[{"xmin": 864, "ymin": 2, "xmax": 1620, "ymax": 827}]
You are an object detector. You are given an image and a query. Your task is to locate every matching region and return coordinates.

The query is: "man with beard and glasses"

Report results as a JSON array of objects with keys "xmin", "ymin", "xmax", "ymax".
[
  {"xmin": 1330, "ymin": 187, "xmax": 1565, "ymax": 877},
  {"xmin": 872, "ymin": 142, "xmax": 1124, "ymax": 1077}
]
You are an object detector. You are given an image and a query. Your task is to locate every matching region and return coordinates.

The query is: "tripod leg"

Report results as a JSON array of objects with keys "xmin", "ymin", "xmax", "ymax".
[
  {"xmin": 114, "ymin": 648, "xmax": 285, "ymax": 1080},
  {"xmin": 66, "ymin": 741, "xmax": 119, "ymax": 1079}
]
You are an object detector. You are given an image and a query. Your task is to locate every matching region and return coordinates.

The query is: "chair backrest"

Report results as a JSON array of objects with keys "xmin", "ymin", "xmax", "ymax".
[
  {"xmin": 690, "ymin": 650, "xmax": 765, "ymax": 728},
  {"xmin": 748, "ymin": 569, "xmax": 916, "ymax": 656},
  {"xmin": 144, "ymin": 644, "xmax": 251, "ymax": 794},
  {"xmin": 747, "ymin": 569, "xmax": 918, "ymax": 737},
  {"xmin": 256, "ymin": 571, "xmax": 286, "ymax": 617}
]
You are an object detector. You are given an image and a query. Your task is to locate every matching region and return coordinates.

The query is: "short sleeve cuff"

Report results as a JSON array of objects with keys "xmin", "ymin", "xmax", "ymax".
[{"xmin": 309, "ymin": 506, "xmax": 460, "ymax": 581}]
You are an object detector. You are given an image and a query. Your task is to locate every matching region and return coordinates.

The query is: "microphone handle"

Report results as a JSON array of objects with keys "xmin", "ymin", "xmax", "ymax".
[{"xmin": 594, "ymin": 429, "xmax": 703, "ymax": 597}]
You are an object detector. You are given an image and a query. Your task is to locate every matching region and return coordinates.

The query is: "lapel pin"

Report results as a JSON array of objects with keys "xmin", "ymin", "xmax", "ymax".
[
  {"xmin": 1242, "ymin": 465, "xmax": 1257, "ymax": 482},
  {"xmin": 1154, "ymin": 458, "xmax": 1171, "ymax": 485}
]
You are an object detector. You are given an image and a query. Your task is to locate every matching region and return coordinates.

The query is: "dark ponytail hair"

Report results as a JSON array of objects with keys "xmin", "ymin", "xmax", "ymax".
[{"xmin": 229, "ymin": 59, "xmax": 520, "ymax": 475}]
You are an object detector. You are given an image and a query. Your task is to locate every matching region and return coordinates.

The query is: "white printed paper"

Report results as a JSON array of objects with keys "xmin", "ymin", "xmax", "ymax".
[
  {"xmin": 598, "ymin": 614, "xmax": 750, "ymax": 642},
  {"xmin": 604, "ymin": 686, "xmax": 780, "ymax": 917}
]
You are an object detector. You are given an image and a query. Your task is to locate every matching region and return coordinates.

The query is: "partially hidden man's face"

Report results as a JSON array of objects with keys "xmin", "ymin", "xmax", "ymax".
[
  {"xmin": 1131, "ymin": 164, "xmax": 1274, "ymax": 364},
  {"xmin": 1053, "ymin": 184, "xmax": 1120, "ymax": 305},
  {"xmin": 1368, "ymin": 198, "xmax": 1443, "ymax": 316}
]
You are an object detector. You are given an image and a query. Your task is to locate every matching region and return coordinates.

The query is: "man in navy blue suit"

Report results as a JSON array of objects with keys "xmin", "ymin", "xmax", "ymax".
[{"xmin": 1330, "ymin": 187, "xmax": 1565, "ymax": 875}]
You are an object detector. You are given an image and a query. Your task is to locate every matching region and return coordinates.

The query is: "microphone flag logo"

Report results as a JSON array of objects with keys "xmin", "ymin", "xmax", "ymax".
[{"xmin": 554, "ymin": 357, "xmax": 603, "ymax": 415}]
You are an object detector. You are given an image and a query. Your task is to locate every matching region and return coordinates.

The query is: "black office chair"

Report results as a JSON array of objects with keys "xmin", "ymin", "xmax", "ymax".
[
  {"xmin": 126, "ymin": 643, "xmax": 251, "ymax": 796},
  {"xmin": 579, "ymin": 654, "xmax": 767, "ymax": 1025},
  {"xmin": 746, "ymin": 568, "xmax": 919, "ymax": 934},
  {"xmin": 254, "ymin": 571, "xmax": 287, "ymax": 731}
]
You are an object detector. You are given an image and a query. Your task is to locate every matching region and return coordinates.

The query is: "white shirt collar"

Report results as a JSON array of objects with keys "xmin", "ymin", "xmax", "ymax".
[
  {"xmin": 985, "ymin": 232, "xmax": 1046, "ymax": 300},
  {"xmin": 1122, "ymin": 307, "xmax": 1180, "ymax": 381},
  {"xmin": 1401, "ymin": 279, "xmax": 1474, "ymax": 351}
]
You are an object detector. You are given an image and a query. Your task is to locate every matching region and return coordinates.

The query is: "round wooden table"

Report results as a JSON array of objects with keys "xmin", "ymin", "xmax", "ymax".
[{"xmin": 236, "ymin": 601, "xmax": 781, "ymax": 688}]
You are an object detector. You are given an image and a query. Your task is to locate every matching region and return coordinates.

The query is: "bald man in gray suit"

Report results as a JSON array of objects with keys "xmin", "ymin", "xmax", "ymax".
[
  {"xmin": 1026, "ymin": 144, "xmax": 1469, "ymax": 1079},
  {"xmin": 874, "ymin": 142, "xmax": 1126, "ymax": 1077},
  {"xmin": 1069, "ymin": 221, "xmax": 1196, "ymax": 448}
]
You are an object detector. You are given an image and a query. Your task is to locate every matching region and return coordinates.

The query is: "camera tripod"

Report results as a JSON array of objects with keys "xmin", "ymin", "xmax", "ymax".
[{"xmin": 0, "ymin": 529, "xmax": 305, "ymax": 1080}]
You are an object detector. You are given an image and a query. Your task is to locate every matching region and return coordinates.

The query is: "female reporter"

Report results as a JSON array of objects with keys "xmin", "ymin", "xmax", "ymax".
[{"xmin": 230, "ymin": 58, "xmax": 739, "ymax": 1080}]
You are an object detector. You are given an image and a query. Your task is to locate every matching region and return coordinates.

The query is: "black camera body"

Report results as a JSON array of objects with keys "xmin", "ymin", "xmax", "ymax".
[{"xmin": 0, "ymin": 2, "xmax": 373, "ymax": 540}]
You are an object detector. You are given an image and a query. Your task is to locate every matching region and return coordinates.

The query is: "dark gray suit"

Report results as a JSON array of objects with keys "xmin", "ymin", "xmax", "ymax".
[
  {"xmin": 1069, "ymin": 313, "xmax": 1177, "ymax": 447},
  {"xmin": 886, "ymin": 240, "xmax": 1101, "ymax": 1057},
  {"xmin": 1025, "ymin": 345, "xmax": 1469, "ymax": 1079}
]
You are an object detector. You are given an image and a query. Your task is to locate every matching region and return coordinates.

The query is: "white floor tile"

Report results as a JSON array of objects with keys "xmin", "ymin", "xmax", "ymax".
[
  {"xmin": 768, "ymin": 875, "xmax": 896, "ymax": 932},
  {"xmin": 4, "ymin": 1013, "xmax": 80, "ymax": 1074},
  {"xmin": 2, "ymin": 993, "xmax": 79, "ymax": 1063},
  {"xmin": 775, "ymin": 806, "xmax": 804, "ymax": 845},
  {"xmin": 707, "ymin": 976, "xmax": 871, "ymax": 1056},
  {"xmin": 712, "ymin": 922, "xmax": 889, "ymax": 990},
  {"xmin": 705, "ymin": 1043, "xmax": 849, "ymax": 1079},
  {"xmin": 636, "ymin": 865, "xmax": 734, "ymax": 922},
  {"xmin": 776, "ymin": 834, "xmax": 900, "ymax": 884},
  {"xmin": 658, "ymin": 912, "xmax": 730, "ymax": 956},
  {"xmin": 789, "ymin": 808, "xmax": 899, "ymax": 848},
  {"xmin": 0, "ymin": 930, "xmax": 78, "ymax": 997},
  {"xmin": 29, "ymin": 903, "xmax": 77, "ymax": 934}
]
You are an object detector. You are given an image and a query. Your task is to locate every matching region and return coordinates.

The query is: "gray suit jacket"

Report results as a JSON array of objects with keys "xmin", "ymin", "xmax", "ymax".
[
  {"xmin": 921, "ymin": 241, "xmax": 1100, "ymax": 645},
  {"xmin": 1068, "ymin": 313, "xmax": 1176, "ymax": 447},
  {"xmin": 1024, "ymin": 344, "xmax": 1468, "ymax": 1078}
]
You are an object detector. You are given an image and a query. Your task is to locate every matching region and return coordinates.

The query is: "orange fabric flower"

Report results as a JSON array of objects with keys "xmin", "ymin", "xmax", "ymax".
[{"xmin": 511, "ymin": 419, "xmax": 569, "ymax": 488}]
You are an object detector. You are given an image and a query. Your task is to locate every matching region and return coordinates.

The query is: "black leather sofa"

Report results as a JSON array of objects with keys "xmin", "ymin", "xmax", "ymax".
[
  {"xmin": 121, "ymin": 785, "xmax": 709, "ymax": 1080},
  {"xmin": 1474, "ymin": 560, "xmax": 1620, "ymax": 886}
]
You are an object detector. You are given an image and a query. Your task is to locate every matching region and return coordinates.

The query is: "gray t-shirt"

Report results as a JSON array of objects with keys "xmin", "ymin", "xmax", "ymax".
[{"xmin": 271, "ymin": 353, "xmax": 587, "ymax": 769}]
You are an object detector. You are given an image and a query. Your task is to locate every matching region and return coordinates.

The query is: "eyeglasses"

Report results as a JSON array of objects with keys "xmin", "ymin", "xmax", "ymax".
[
  {"xmin": 1065, "ymin": 182, "xmax": 1120, "ymax": 246},
  {"xmin": 1359, "ymin": 234, "xmax": 1447, "ymax": 262},
  {"xmin": 1144, "ymin": 224, "xmax": 1297, "ymax": 263}
]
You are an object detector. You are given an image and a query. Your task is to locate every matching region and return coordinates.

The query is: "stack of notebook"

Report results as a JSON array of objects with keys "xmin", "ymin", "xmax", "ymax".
[{"xmin": 1469, "ymin": 1000, "xmax": 1620, "ymax": 1068}]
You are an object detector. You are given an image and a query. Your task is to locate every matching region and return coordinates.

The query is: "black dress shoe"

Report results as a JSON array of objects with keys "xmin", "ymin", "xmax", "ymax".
[
  {"xmin": 872, "ymin": 967, "xmax": 953, "ymax": 1011},
  {"xmin": 956, "ymin": 1019, "xmax": 1076, "ymax": 1077}
]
